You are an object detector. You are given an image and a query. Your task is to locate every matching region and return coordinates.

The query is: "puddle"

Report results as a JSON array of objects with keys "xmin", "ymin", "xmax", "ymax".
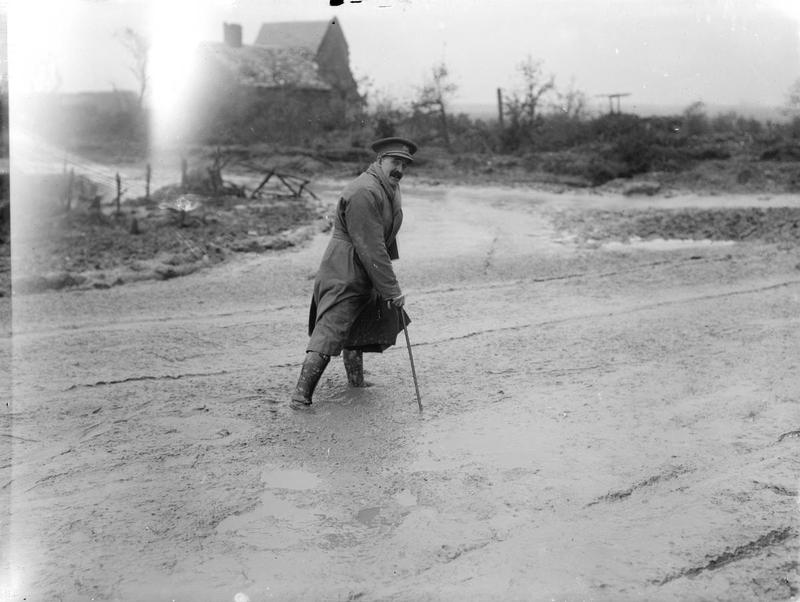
[
  {"xmin": 356, "ymin": 506, "xmax": 381, "ymax": 524},
  {"xmin": 216, "ymin": 467, "xmax": 324, "ymax": 537},
  {"xmin": 393, "ymin": 489, "xmax": 418, "ymax": 507},
  {"xmin": 354, "ymin": 491, "xmax": 417, "ymax": 526},
  {"xmin": 217, "ymin": 491, "xmax": 318, "ymax": 533},
  {"xmin": 261, "ymin": 468, "xmax": 321, "ymax": 490},
  {"xmin": 603, "ymin": 237, "xmax": 735, "ymax": 251}
]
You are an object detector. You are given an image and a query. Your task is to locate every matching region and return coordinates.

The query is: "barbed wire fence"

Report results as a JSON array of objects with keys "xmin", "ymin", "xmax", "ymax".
[
  {"xmin": 12, "ymin": 130, "xmax": 320, "ymax": 216},
  {"xmin": 12, "ymin": 129, "xmax": 183, "ymax": 211}
]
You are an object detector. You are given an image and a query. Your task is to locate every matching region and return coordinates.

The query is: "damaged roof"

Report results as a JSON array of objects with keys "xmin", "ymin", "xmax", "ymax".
[
  {"xmin": 197, "ymin": 42, "xmax": 331, "ymax": 90},
  {"xmin": 254, "ymin": 19, "xmax": 337, "ymax": 53}
]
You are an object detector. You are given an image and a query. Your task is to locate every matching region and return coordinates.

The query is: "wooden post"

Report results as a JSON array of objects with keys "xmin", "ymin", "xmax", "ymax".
[
  {"xmin": 145, "ymin": 163, "xmax": 151, "ymax": 202},
  {"xmin": 115, "ymin": 172, "xmax": 122, "ymax": 215},
  {"xmin": 65, "ymin": 168, "xmax": 75, "ymax": 211},
  {"xmin": 276, "ymin": 173, "xmax": 298, "ymax": 197},
  {"xmin": 251, "ymin": 171, "xmax": 274, "ymax": 198},
  {"xmin": 497, "ymin": 88, "xmax": 504, "ymax": 128}
]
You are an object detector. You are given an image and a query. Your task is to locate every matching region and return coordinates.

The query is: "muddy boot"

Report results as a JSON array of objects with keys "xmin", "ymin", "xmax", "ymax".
[
  {"xmin": 290, "ymin": 351, "xmax": 330, "ymax": 409},
  {"xmin": 342, "ymin": 349, "xmax": 365, "ymax": 387}
]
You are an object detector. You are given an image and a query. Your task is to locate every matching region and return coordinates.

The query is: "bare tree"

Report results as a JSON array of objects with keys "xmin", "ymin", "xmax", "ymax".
[
  {"xmin": 498, "ymin": 56, "xmax": 555, "ymax": 150},
  {"xmin": 556, "ymin": 78, "xmax": 588, "ymax": 120},
  {"xmin": 370, "ymin": 88, "xmax": 410, "ymax": 139},
  {"xmin": 501, "ymin": 90, "xmax": 525, "ymax": 129},
  {"xmin": 516, "ymin": 56, "xmax": 555, "ymax": 126},
  {"xmin": 117, "ymin": 28, "xmax": 149, "ymax": 109},
  {"xmin": 682, "ymin": 101, "xmax": 709, "ymax": 137},
  {"xmin": 784, "ymin": 78, "xmax": 800, "ymax": 116},
  {"xmin": 413, "ymin": 62, "xmax": 458, "ymax": 149}
]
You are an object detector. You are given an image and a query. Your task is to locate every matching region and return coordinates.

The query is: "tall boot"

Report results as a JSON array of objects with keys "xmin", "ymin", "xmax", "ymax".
[
  {"xmin": 290, "ymin": 351, "xmax": 330, "ymax": 409},
  {"xmin": 342, "ymin": 349, "xmax": 365, "ymax": 387}
]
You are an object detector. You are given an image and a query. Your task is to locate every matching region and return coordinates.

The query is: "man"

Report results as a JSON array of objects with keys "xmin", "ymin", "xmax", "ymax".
[{"xmin": 290, "ymin": 137, "xmax": 418, "ymax": 410}]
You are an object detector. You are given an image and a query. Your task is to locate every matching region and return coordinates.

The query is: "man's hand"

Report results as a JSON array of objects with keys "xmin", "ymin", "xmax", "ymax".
[{"xmin": 388, "ymin": 294, "xmax": 405, "ymax": 308}]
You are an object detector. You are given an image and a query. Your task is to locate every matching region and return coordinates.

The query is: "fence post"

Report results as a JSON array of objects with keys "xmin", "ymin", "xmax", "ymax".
[
  {"xmin": 65, "ymin": 168, "xmax": 75, "ymax": 211},
  {"xmin": 497, "ymin": 88, "xmax": 504, "ymax": 129},
  {"xmin": 145, "ymin": 163, "xmax": 151, "ymax": 202},
  {"xmin": 115, "ymin": 172, "xmax": 122, "ymax": 215}
]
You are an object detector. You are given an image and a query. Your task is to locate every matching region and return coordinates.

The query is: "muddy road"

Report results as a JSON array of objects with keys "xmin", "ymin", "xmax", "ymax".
[{"xmin": 4, "ymin": 183, "xmax": 800, "ymax": 601}]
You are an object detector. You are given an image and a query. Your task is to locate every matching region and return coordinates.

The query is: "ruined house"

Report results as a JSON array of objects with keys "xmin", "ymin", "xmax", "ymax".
[{"xmin": 188, "ymin": 18, "xmax": 361, "ymax": 144}]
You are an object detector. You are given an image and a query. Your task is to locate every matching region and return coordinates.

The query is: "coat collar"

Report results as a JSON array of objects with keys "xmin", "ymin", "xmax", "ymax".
[{"xmin": 366, "ymin": 162, "xmax": 398, "ymax": 204}]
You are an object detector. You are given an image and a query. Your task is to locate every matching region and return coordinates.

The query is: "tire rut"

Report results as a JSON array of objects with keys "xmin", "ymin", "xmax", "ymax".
[{"xmin": 656, "ymin": 526, "xmax": 797, "ymax": 585}]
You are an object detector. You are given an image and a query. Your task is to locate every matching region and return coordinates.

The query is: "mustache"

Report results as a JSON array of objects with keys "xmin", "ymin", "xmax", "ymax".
[{"xmin": 389, "ymin": 170, "xmax": 404, "ymax": 180}]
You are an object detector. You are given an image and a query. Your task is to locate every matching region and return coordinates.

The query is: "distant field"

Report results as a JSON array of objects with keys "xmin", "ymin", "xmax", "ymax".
[{"xmin": 450, "ymin": 100, "xmax": 788, "ymax": 121}]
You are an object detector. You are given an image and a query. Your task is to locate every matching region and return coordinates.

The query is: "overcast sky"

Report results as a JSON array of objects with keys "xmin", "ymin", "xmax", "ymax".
[{"xmin": 8, "ymin": 0, "xmax": 800, "ymax": 113}]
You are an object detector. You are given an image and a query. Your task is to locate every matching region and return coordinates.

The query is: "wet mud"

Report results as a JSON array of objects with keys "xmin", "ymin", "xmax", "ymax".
[{"xmin": 3, "ymin": 184, "xmax": 799, "ymax": 601}]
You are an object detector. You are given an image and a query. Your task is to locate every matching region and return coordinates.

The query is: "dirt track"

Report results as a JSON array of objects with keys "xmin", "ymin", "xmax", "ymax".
[{"xmin": 3, "ymin": 182, "xmax": 800, "ymax": 601}]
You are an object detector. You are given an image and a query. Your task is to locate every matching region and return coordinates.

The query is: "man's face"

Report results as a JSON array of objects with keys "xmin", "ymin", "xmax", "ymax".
[{"xmin": 379, "ymin": 155, "xmax": 410, "ymax": 187}]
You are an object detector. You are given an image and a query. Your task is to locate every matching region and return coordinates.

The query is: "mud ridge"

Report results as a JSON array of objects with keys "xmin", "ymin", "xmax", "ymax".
[
  {"xmin": 64, "ymin": 363, "xmax": 302, "ymax": 391},
  {"xmin": 422, "ymin": 278, "xmax": 800, "ymax": 348},
  {"xmin": 26, "ymin": 470, "xmax": 73, "ymax": 492},
  {"xmin": 65, "ymin": 369, "xmax": 233, "ymax": 390},
  {"xmin": 13, "ymin": 258, "xmax": 731, "ymax": 340},
  {"xmin": 657, "ymin": 527, "xmax": 797, "ymax": 585},
  {"xmin": 13, "ymin": 304, "xmax": 303, "ymax": 338},
  {"xmin": 0, "ymin": 432, "xmax": 40, "ymax": 443},
  {"xmin": 753, "ymin": 481, "xmax": 798, "ymax": 497},
  {"xmin": 776, "ymin": 429, "xmax": 800, "ymax": 443},
  {"xmin": 436, "ymin": 537, "xmax": 497, "ymax": 563},
  {"xmin": 586, "ymin": 465, "xmax": 691, "ymax": 507},
  {"xmin": 420, "ymin": 255, "xmax": 732, "ymax": 298}
]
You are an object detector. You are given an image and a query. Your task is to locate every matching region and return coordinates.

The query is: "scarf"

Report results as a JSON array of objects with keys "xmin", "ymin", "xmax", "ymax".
[{"xmin": 366, "ymin": 161, "xmax": 402, "ymax": 211}]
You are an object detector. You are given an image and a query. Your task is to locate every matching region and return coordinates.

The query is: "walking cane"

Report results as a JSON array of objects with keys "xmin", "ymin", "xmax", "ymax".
[{"xmin": 398, "ymin": 307, "xmax": 423, "ymax": 412}]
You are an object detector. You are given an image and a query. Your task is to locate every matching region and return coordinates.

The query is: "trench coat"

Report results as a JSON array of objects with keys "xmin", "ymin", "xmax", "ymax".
[{"xmin": 306, "ymin": 162, "xmax": 410, "ymax": 356}]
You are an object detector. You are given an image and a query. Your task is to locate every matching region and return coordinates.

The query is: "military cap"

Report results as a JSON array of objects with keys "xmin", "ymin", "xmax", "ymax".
[{"xmin": 370, "ymin": 137, "xmax": 418, "ymax": 162}]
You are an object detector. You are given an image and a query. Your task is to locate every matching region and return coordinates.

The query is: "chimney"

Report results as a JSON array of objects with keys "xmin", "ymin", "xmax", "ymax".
[{"xmin": 223, "ymin": 22, "xmax": 243, "ymax": 48}]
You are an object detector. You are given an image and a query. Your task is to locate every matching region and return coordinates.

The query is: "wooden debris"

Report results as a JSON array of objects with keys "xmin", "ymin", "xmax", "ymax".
[{"xmin": 249, "ymin": 168, "xmax": 318, "ymax": 200}]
